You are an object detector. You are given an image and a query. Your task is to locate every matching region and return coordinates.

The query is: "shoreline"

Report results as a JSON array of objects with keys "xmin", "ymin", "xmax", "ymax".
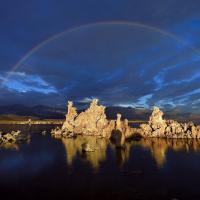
[
  {"xmin": 0, "ymin": 119, "xmax": 64, "ymax": 125},
  {"xmin": 0, "ymin": 119, "xmax": 147, "ymax": 125}
]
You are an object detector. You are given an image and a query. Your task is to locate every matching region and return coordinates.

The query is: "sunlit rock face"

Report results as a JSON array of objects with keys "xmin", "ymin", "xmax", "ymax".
[
  {"xmin": 52, "ymin": 100, "xmax": 200, "ymax": 139},
  {"xmin": 73, "ymin": 99, "xmax": 113, "ymax": 137},
  {"xmin": 62, "ymin": 101, "xmax": 78, "ymax": 133},
  {"xmin": 140, "ymin": 107, "xmax": 166, "ymax": 137},
  {"xmin": 110, "ymin": 113, "xmax": 134, "ymax": 147},
  {"xmin": 149, "ymin": 107, "xmax": 167, "ymax": 132},
  {"xmin": 140, "ymin": 107, "xmax": 200, "ymax": 138},
  {"xmin": 115, "ymin": 114, "xmax": 134, "ymax": 139},
  {"xmin": 52, "ymin": 99, "xmax": 134, "ymax": 139}
]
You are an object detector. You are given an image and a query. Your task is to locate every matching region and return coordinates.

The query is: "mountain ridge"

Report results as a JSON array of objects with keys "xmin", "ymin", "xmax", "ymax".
[{"xmin": 0, "ymin": 104, "xmax": 199, "ymax": 123}]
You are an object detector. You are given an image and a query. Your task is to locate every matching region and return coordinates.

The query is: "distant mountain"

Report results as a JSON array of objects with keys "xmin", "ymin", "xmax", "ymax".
[
  {"xmin": 106, "ymin": 106, "xmax": 151, "ymax": 120},
  {"xmin": 0, "ymin": 104, "xmax": 66, "ymax": 119},
  {"xmin": 0, "ymin": 104, "xmax": 199, "ymax": 123},
  {"xmin": 0, "ymin": 114, "xmax": 39, "ymax": 121}
]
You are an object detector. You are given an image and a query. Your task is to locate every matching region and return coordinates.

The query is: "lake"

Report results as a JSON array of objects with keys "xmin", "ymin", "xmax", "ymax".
[{"xmin": 1, "ymin": 124, "xmax": 200, "ymax": 200}]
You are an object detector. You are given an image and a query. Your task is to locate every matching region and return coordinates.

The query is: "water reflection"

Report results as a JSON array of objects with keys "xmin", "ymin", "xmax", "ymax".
[
  {"xmin": 1, "ymin": 126, "xmax": 200, "ymax": 199},
  {"xmin": 0, "ymin": 133, "xmax": 31, "ymax": 150},
  {"xmin": 61, "ymin": 136, "xmax": 200, "ymax": 169},
  {"xmin": 136, "ymin": 138, "xmax": 200, "ymax": 167},
  {"xmin": 61, "ymin": 136, "xmax": 109, "ymax": 169},
  {"xmin": 1, "ymin": 125, "xmax": 200, "ymax": 169},
  {"xmin": 0, "ymin": 142, "xmax": 20, "ymax": 150},
  {"xmin": 0, "ymin": 124, "xmax": 55, "ymax": 150}
]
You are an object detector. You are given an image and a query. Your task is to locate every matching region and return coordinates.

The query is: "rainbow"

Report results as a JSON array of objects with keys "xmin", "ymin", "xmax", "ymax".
[{"xmin": 3, "ymin": 20, "xmax": 200, "ymax": 85}]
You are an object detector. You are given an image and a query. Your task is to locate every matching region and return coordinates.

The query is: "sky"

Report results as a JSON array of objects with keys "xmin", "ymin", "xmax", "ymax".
[{"xmin": 0, "ymin": 0, "xmax": 200, "ymax": 112}]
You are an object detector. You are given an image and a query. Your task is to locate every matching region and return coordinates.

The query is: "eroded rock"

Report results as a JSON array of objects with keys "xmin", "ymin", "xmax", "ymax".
[
  {"xmin": 0, "ymin": 130, "xmax": 30, "ymax": 149},
  {"xmin": 73, "ymin": 99, "xmax": 110, "ymax": 136},
  {"xmin": 51, "ymin": 100, "xmax": 200, "ymax": 140},
  {"xmin": 52, "ymin": 99, "xmax": 133, "ymax": 140},
  {"xmin": 63, "ymin": 101, "xmax": 78, "ymax": 133},
  {"xmin": 140, "ymin": 107, "xmax": 200, "ymax": 139}
]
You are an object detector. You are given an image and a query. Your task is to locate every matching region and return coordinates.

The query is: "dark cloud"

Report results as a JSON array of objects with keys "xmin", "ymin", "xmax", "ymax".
[
  {"xmin": 0, "ymin": 87, "xmax": 64, "ymax": 107},
  {"xmin": 0, "ymin": 1, "xmax": 200, "ymax": 112}
]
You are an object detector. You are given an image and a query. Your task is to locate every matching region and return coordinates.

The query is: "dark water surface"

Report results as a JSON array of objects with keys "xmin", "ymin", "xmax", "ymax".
[{"xmin": 1, "ymin": 125, "xmax": 200, "ymax": 200}]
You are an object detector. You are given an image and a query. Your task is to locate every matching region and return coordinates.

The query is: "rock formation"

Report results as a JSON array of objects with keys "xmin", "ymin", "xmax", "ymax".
[
  {"xmin": 116, "ymin": 113, "xmax": 122, "ymax": 131},
  {"xmin": 72, "ymin": 99, "xmax": 114, "ymax": 137},
  {"xmin": 51, "ymin": 99, "xmax": 134, "ymax": 140},
  {"xmin": 110, "ymin": 113, "xmax": 135, "ymax": 147},
  {"xmin": 52, "ymin": 99, "xmax": 200, "ymax": 140},
  {"xmin": 140, "ymin": 107, "xmax": 200, "ymax": 138},
  {"xmin": 63, "ymin": 101, "xmax": 78, "ymax": 133},
  {"xmin": 0, "ymin": 130, "xmax": 30, "ymax": 149}
]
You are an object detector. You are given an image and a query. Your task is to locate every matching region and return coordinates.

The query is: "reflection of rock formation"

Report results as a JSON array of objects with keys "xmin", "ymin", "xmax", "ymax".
[
  {"xmin": 0, "ymin": 142, "xmax": 20, "ymax": 150},
  {"xmin": 61, "ymin": 136, "xmax": 109, "ymax": 169},
  {"xmin": 135, "ymin": 138, "xmax": 200, "ymax": 167},
  {"xmin": 82, "ymin": 138, "xmax": 108, "ymax": 169},
  {"xmin": 61, "ymin": 135, "xmax": 200, "ymax": 169},
  {"xmin": 52, "ymin": 100, "xmax": 200, "ymax": 170},
  {"xmin": 110, "ymin": 130, "xmax": 126, "ymax": 148},
  {"xmin": 113, "ymin": 138, "xmax": 200, "ymax": 167},
  {"xmin": 140, "ymin": 107, "xmax": 200, "ymax": 138},
  {"xmin": 136, "ymin": 139, "xmax": 168, "ymax": 167},
  {"xmin": 61, "ymin": 137, "xmax": 82, "ymax": 166},
  {"xmin": 113, "ymin": 142, "xmax": 133, "ymax": 167}
]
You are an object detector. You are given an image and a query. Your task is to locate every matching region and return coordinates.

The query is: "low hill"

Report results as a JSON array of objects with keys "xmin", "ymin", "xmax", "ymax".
[
  {"xmin": 0, "ymin": 114, "xmax": 39, "ymax": 121},
  {"xmin": 0, "ymin": 104, "xmax": 65, "ymax": 119},
  {"xmin": 0, "ymin": 104, "xmax": 199, "ymax": 124}
]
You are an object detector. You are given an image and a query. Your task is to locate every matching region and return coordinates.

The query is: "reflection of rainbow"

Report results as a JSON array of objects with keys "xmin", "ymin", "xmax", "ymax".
[{"xmin": 3, "ymin": 21, "xmax": 200, "ymax": 85}]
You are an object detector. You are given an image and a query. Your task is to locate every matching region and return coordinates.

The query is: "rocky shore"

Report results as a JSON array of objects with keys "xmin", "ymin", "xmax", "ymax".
[
  {"xmin": 51, "ymin": 99, "xmax": 200, "ymax": 147},
  {"xmin": 0, "ymin": 130, "xmax": 30, "ymax": 149}
]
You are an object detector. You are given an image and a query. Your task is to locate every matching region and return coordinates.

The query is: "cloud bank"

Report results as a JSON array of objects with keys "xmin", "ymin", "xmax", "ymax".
[{"xmin": 0, "ymin": 22, "xmax": 200, "ymax": 112}]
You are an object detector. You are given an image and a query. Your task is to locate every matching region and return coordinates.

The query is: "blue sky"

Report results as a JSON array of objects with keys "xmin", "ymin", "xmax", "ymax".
[{"xmin": 0, "ymin": 0, "xmax": 200, "ymax": 112}]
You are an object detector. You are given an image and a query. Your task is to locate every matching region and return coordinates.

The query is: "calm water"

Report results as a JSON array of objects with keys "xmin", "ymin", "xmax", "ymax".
[{"xmin": 1, "ymin": 125, "xmax": 200, "ymax": 200}]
